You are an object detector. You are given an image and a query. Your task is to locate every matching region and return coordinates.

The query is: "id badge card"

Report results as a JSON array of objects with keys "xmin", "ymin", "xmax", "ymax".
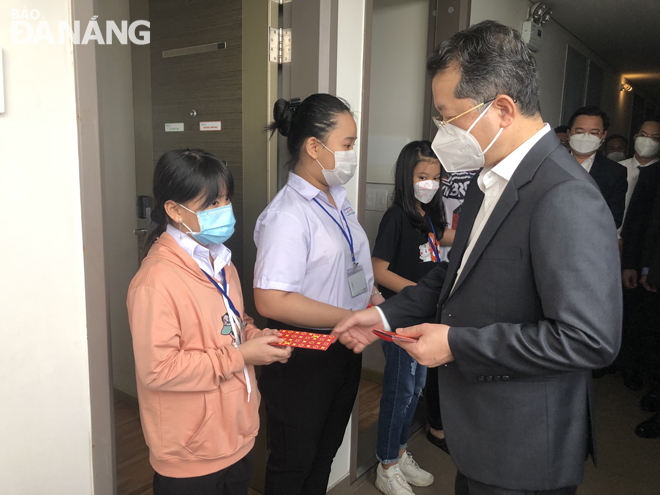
[{"xmin": 347, "ymin": 265, "xmax": 368, "ymax": 298}]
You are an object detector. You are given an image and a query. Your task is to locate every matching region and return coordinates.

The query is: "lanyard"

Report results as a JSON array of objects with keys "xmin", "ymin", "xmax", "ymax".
[
  {"xmin": 312, "ymin": 198, "xmax": 357, "ymax": 267},
  {"xmin": 427, "ymin": 217, "xmax": 441, "ymax": 263},
  {"xmin": 202, "ymin": 268, "xmax": 252, "ymax": 402},
  {"xmin": 203, "ymin": 269, "xmax": 242, "ymax": 323}
]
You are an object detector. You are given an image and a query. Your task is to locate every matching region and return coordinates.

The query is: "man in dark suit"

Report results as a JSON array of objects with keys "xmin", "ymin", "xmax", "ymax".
[
  {"xmin": 334, "ymin": 21, "xmax": 621, "ymax": 495},
  {"xmin": 621, "ymin": 158, "xmax": 660, "ymax": 437},
  {"xmin": 635, "ymin": 184, "xmax": 660, "ymax": 438},
  {"xmin": 567, "ymin": 106, "xmax": 628, "ymax": 228}
]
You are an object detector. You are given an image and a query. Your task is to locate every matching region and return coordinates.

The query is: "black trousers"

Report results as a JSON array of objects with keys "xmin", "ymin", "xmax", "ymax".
[
  {"xmin": 259, "ymin": 321, "xmax": 362, "ymax": 495},
  {"xmin": 425, "ymin": 365, "xmax": 443, "ymax": 430},
  {"xmin": 619, "ymin": 286, "xmax": 660, "ymax": 388},
  {"xmin": 455, "ymin": 472, "xmax": 577, "ymax": 495},
  {"xmin": 153, "ymin": 450, "xmax": 254, "ymax": 495}
]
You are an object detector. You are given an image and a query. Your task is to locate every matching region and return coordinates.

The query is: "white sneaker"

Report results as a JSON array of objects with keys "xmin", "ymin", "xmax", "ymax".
[
  {"xmin": 375, "ymin": 462, "xmax": 415, "ymax": 495},
  {"xmin": 399, "ymin": 451, "xmax": 434, "ymax": 487}
]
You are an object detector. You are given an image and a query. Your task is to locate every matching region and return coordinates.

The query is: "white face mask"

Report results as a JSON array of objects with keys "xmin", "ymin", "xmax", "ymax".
[
  {"xmin": 569, "ymin": 133, "xmax": 602, "ymax": 154},
  {"xmin": 606, "ymin": 151, "xmax": 627, "ymax": 162},
  {"xmin": 635, "ymin": 136, "xmax": 660, "ymax": 158},
  {"xmin": 414, "ymin": 180, "xmax": 440, "ymax": 204},
  {"xmin": 316, "ymin": 141, "xmax": 358, "ymax": 186},
  {"xmin": 431, "ymin": 101, "xmax": 503, "ymax": 173}
]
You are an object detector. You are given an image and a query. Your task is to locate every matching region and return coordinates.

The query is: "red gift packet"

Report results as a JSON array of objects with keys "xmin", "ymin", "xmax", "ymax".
[
  {"xmin": 372, "ymin": 328, "xmax": 419, "ymax": 343},
  {"xmin": 270, "ymin": 329, "xmax": 337, "ymax": 351}
]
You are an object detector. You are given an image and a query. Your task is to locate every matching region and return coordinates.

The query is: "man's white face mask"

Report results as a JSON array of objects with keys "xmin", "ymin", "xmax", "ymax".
[{"xmin": 431, "ymin": 100, "xmax": 503, "ymax": 173}]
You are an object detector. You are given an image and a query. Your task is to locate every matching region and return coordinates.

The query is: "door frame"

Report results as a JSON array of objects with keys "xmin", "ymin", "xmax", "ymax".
[{"xmin": 72, "ymin": 0, "xmax": 116, "ymax": 493}]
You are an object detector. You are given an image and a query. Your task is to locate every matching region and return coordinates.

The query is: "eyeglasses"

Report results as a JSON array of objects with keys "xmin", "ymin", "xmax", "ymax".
[
  {"xmin": 638, "ymin": 131, "xmax": 660, "ymax": 143},
  {"xmin": 432, "ymin": 97, "xmax": 498, "ymax": 129}
]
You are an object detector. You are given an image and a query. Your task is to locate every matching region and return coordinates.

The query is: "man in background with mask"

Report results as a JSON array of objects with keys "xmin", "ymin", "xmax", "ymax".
[
  {"xmin": 334, "ymin": 20, "xmax": 621, "ymax": 495},
  {"xmin": 620, "ymin": 119, "xmax": 660, "ymax": 221},
  {"xmin": 602, "ymin": 134, "xmax": 629, "ymax": 162},
  {"xmin": 619, "ymin": 118, "xmax": 660, "ymax": 401},
  {"xmin": 568, "ymin": 106, "xmax": 628, "ymax": 228},
  {"xmin": 554, "ymin": 125, "xmax": 571, "ymax": 150}
]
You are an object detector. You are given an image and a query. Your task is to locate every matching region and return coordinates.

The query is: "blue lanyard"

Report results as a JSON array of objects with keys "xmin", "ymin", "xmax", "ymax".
[
  {"xmin": 427, "ymin": 217, "xmax": 441, "ymax": 263},
  {"xmin": 202, "ymin": 269, "xmax": 242, "ymax": 322},
  {"xmin": 312, "ymin": 198, "xmax": 357, "ymax": 266}
]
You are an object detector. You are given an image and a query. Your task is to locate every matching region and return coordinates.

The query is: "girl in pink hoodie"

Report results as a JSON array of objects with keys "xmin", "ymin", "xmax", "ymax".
[{"xmin": 127, "ymin": 149, "xmax": 291, "ymax": 495}]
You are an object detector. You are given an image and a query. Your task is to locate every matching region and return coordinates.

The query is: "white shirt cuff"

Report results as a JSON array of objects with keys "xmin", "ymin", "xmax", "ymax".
[{"xmin": 374, "ymin": 306, "xmax": 392, "ymax": 332}]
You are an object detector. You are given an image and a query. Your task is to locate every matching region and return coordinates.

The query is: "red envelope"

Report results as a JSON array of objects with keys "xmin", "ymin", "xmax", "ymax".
[
  {"xmin": 270, "ymin": 329, "xmax": 337, "ymax": 350},
  {"xmin": 372, "ymin": 328, "xmax": 419, "ymax": 343}
]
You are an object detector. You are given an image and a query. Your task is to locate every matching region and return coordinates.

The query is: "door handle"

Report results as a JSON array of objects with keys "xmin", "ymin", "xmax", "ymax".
[{"xmin": 134, "ymin": 229, "xmax": 147, "ymax": 235}]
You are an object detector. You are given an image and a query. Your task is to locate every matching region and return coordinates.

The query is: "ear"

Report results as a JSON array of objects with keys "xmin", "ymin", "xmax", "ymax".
[
  {"xmin": 601, "ymin": 130, "xmax": 608, "ymax": 142},
  {"xmin": 164, "ymin": 200, "xmax": 182, "ymax": 224},
  {"xmin": 305, "ymin": 136, "xmax": 321, "ymax": 160},
  {"xmin": 493, "ymin": 95, "xmax": 517, "ymax": 128}
]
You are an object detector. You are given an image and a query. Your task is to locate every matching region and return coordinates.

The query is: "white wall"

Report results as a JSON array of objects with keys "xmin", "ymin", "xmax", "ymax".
[
  {"xmin": 361, "ymin": 0, "xmax": 430, "ymax": 374},
  {"xmin": 0, "ymin": 1, "xmax": 94, "ymax": 493},
  {"xmin": 329, "ymin": 0, "xmax": 368, "ymax": 489},
  {"xmin": 96, "ymin": 0, "xmax": 139, "ymax": 398},
  {"xmin": 470, "ymin": 0, "xmax": 634, "ymax": 134}
]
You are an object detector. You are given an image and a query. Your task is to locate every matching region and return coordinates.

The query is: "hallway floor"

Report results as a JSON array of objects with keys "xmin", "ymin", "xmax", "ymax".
[
  {"xmin": 344, "ymin": 373, "xmax": 660, "ymax": 495},
  {"xmin": 116, "ymin": 374, "xmax": 660, "ymax": 494}
]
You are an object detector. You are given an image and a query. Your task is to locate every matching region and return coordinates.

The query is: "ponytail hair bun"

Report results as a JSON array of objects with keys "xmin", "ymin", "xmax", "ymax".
[{"xmin": 268, "ymin": 98, "xmax": 301, "ymax": 137}]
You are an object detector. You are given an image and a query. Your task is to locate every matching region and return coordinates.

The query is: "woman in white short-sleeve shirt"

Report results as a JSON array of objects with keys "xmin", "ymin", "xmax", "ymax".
[{"xmin": 254, "ymin": 94, "xmax": 381, "ymax": 495}]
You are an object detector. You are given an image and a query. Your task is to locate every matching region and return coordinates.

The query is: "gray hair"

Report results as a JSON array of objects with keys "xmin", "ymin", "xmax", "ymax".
[{"xmin": 427, "ymin": 20, "xmax": 541, "ymax": 117}]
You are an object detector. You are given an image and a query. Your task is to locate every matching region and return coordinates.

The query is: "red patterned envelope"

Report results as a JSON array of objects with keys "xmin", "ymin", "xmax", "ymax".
[{"xmin": 270, "ymin": 330, "xmax": 337, "ymax": 350}]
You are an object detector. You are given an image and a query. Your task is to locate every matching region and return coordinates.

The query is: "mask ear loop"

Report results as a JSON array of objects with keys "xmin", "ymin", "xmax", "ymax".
[
  {"xmin": 315, "ymin": 140, "xmax": 335, "ymax": 171},
  {"xmin": 466, "ymin": 101, "xmax": 504, "ymax": 157}
]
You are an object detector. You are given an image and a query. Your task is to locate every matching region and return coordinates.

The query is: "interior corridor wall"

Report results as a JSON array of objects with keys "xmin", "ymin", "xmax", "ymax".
[
  {"xmin": 470, "ymin": 0, "xmax": 634, "ymax": 135},
  {"xmin": 361, "ymin": 0, "xmax": 430, "ymax": 375},
  {"xmin": 96, "ymin": 0, "xmax": 140, "ymax": 398},
  {"xmin": 0, "ymin": 1, "xmax": 95, "ymax": 492}
]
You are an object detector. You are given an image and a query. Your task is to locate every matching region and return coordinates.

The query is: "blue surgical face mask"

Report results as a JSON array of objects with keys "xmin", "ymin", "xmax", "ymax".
[{"xmin": 179, "ymin": 203, "xmax": 236, "ymax": 245}]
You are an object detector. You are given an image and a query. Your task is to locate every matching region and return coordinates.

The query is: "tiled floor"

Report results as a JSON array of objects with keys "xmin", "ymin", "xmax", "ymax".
[
  {"xmin": 346, "ymin": 374, "xmax": 660, "ymax": 495},
  {"xmin": 116, "ymin": 374, "xmax": 660, "ymax": 494}
]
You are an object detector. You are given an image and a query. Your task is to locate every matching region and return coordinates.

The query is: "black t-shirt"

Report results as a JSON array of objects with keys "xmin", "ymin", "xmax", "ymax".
[{"xmin": 372, "ymin": 204, "xmax": 443, "ymax": 300}]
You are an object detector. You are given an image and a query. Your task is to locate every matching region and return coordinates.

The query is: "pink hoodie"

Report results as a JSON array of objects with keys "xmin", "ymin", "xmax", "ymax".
[{"xmin": 127, "ymin": 232, "xmax": 261, "ymax": 478}]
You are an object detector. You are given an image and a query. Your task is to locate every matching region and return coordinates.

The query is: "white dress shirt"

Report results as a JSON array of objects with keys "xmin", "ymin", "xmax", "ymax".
[
  {"xmin": 578, "ymin": 152, "xmax": 597, "ymax": 174},
  {"xmin": 166, "ymin": 224, "xmax": 232, "ymax": 280},
  {"xmin": 254, "ymin": 172, "xmax": 374, "ymax": 328},
  {"xmin": 620, "ymin": 155, "xmax": 659, "ymax": 212},
  {"xmin": 376, "ymin": 124, "xmax": 551, "ymax": 330},
  {"xmin": 451, "ymin": 124, "xmax": 551, "ymax": 292}
]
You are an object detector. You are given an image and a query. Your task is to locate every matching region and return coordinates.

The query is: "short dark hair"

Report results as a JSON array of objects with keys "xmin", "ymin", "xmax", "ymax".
[
  {"xmin": 568, "ymin": 106, "xmax": 610, "ymax": 131},
  {"xmin": 603, "ymin": 133, "xmax": 628, "ymax": 147},
  {"xmin": 392, "ymin": 141, "xmax": 446, "ymax": 233},
  {"xmin": 638, "ymin": 117, "xmax": 660, "ymax": 133},
  {"xmin": 268, "ymin": 94, "xmax": 351, "ymax": 170},
  {"xmin": 554, "ymin": 125, "xmax": 570, "ymax": 134},
  {"xmin": 142, "ymin": 149, "xmax": 234, "ymax": 261},
  {"xmin": 426, "ymin": 20, "xmax": 541, "ymax": 117}
]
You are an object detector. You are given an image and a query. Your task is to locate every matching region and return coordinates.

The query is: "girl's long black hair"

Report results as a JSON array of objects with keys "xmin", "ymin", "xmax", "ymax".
[
  {"xmin": 392, "ymin": 140, "xmax": 446, "ymax": 234},
  {"xmin": 141, "ymin": 149, "xmax": 234, "ymax": 261}
]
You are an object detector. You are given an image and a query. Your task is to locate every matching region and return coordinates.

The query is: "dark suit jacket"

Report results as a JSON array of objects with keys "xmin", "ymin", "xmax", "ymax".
[
  {"xmin": 640, "ymin": 182, "xmax": 660, "ymax": 285},
  {"xmin": 621, "ymin": 161, "xmax": 660, "ymax": 271},
  {"xmin": 588, "ymin": 153, "xmax": 627, "ymax": 228},
  {"xmin": 380, "ymin": 132, "xmax": 622, "ymax": 490}
]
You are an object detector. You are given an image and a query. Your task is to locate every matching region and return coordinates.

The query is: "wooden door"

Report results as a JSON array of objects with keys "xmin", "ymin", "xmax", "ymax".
[{"xmin": 149, "ymin": 0, "xmax": 245, "ymax": 273}]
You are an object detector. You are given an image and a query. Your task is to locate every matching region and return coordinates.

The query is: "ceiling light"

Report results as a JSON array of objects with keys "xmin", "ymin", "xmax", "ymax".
[{"xmin": 621, "ymin": 83, "xmax": 633, "ymax": 92}]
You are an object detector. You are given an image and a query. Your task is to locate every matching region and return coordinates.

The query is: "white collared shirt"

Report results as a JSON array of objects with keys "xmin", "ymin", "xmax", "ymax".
[
  {"xmin": 253, "ymin": 172, "xmax": 374, "ymax": 323},
  {"xmin": 620, "ymin": 155, "xmax": 659, "ymax": 212},
  {"xmin": 578, "ymin": 152, "xmax": 597, "ymax": 174},
  {"xmin": 451, "ymin": 124, "xmax": 551, "ymax": 293},
  {"xmin": 166, "ymin": 224, "xmax": 232, "ymax": 281}
]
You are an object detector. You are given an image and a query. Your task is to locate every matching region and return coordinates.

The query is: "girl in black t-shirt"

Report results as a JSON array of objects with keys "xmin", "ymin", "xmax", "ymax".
[{"xmin": 371, "ymin": 141, "xmax": 453, "ymax": 494}]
